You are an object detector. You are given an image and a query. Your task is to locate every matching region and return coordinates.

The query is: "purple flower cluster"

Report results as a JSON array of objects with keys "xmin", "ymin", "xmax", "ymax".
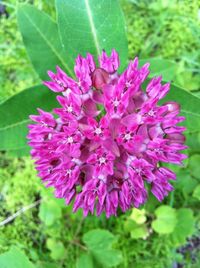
[{"xmin": 28, "ymin": 50, "xmax": 187, "ymax": 217}]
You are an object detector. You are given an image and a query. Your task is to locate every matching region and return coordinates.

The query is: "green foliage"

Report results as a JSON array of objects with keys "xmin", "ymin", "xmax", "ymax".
[
  {"xmin": 0, "ymin": 157, "xmax": 42, "ymax": 254},
  {"xmin": 1, "ymin": 0, "xmax": 200, "ymax": 157},
  {"xmin": 39, "ymin": 200, "xmax": 62, "ymax": 227},
  {"xmin": 0, "ymin": 0, "xmax": 56, "ymax": 102},
  {"xmin": 46, "ymin": 239, "xmax": 65, "ymax": 261},
  {"xmin": 152, "ymin": 205, "xmax": 177, "ymax": 234},
  {"xmin": 80, "ymin": 229, "xmax": 123, "ymax": 267},
  {"xmin": 189, "ymin": 155, "xmax": 200, "ymax": 180},
  {"xmin": 140, "ymin": 58, "xmax": 176, "ymax": 81},
  {"xmin": 0, "ymin": 85, "xmax": 57, "ymax": 155},
  {"xmin": 129, "ymin": 208, "xmax": 146, "ymax": 224},
  {"xmin": 193, "ymin": 185, "xmax": 200, "ymax": 201},
  {"xmin": 124, "ymin": 208, "xmax": 149, "ymax": 239},
  {"xmin": 17, "ymin": 4, "xmax": 73, "ymax": 79},
  {"xmin": 0, "ymin": 0, "xmax": 200, "ymax": 267},
  {"xmin": 0, "ymin": 247, "xmax": 35, "ymax": 268},
  {"xmin": 0, "ymin": 14, "xmax": 38, "ymax": 102},
  {"xmin": 1, "ymin": 0, "xmax": 129, "ymax": 157},
  {"xmin": 170, "ymin": 208, "xmax": 195, "ymax": 246},
  {"xmin": 130, "ymin": 225, "xmax": 149, "ymax": 240},
  {"xmin": 123, "ymin": 0, "xmax": 200, "ymax": 91},
  {"xmin": 56, "ymin": 0, "xmax": 128, "ymax": 72},
  {"xmin": 77, "ymin": 254, "xmax": 93, "ymax": 268},
  {"xmin": 0, "ymin": 157, "xmax": 40, "ymax": 212}
]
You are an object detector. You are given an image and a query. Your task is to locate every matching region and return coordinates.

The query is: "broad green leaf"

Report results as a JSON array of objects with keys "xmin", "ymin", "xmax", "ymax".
[
  {"xmin": 39, "ymin": 200, "xmax": 62, "ymax": 226},
  {"xmin": 0, "ymin": 121, "xmax": 30, "ymax": 152},
  {"xmin": 193, "ymin": 184, "xmax": 200, "ymax": 200},
  {"xmin": 6, "ymin": 146, "xmax": 31, "ymax": 157},
  {"xmin": 83, "ymin": 229, "xmax": 122, "ymax": 267},
  {"xmin": 152, "ymin": 205, "xmax": 177, "ymax": 234},
  {"xmin": 56, "ymin": 0, "xmax": 128, "ymax": 71},
  {"xmin": 76, "ymin": 254, "xmax": 94, "ymax": 268},
  {"xmin": 0, "ymin": 85, "xmax": 57, "ymax": 156},
  {"xmin": 140, "ymin": 58, "xmax": 176, "ymax": 81},
  {"xmin": 17, "ymin": 4, "xmax": 74, "ymax": 80},
  {"xmin": 170, "ymin": 208, "xmax": 195, "ymax": 246},
  {"xmin": 0, "ymin": 247, "xmax": 35, "ymax": 268},
  {"xmin": 189, "ymin": 155, "xmax": 200, "ymax": 180}
]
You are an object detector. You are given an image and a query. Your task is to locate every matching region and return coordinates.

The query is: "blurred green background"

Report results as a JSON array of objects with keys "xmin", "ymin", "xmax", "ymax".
[{"xmin": 0, "ymin": 0, "xmax": 200, "ymax": 267}]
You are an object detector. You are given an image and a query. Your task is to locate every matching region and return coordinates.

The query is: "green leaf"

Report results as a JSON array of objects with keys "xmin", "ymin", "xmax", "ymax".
[
  {"xmin": 76, "ymin": 254, "xmax": 94, "ymax": 268},
  {"xmin": 56, "ymin": 0, "xmax": 128, "ymax": 71},
  {"xmin": 83, "ymin": 229, "xmax": 117, "ymax": 251},
  {"xmin": 6, "ymin": 147, "xmax": 31, "ymax": 157},
  {"xmin": 0, "ymin": 85, "xmax": 57, "ymax": 156},
  {"xmin": 125, "ymin": 212, "xmax": 149, "ymax": 240},
  {"xmin": 193, "ymin": 184, "xmax": 200, "ymax": 200},
  {"xmin": 0, "ymin": 121, "xmax": 30, "ymax": 153},
  {"xmin": 17, "ymin": 4, "xmax": 74, "ymax": 80},
  {"xmin": 189, "ymin": 155, "xmax": 200, "ymax": 180},
  {"xmin": 83, "ymin": 229, "xmax": 122, "ymax": 267},
  {"xmin": 130, "ymin": 225, "xmax": 149, "ymax": 239},
  {"xmin": 176, "ymin": 169, "xmax": 198, "ymax": 197},
  {"xmin": 93, "ymin": 249, "xmax": 123, "ymax": 267},
  {"xmin": 124, "ymin": 219, "xmax": 138, "ymax": 233},
  {"xmin": 129, "ymin": 208, "xmax": 146, "ymax": 224},
  {"xmin": 175, "ymin": 70, "xmax": 200, "ymax": 91},
  {"xmin": 140, "ymin": 58, "xmax": 176, "ymax": 81},
  {"xmin": 186, "ymin": 132, "xmax": 200, "ymax": 154},
  {"xmin": 170, "ymin": 208, "xmax": 195, "ymax": 246},
  {"xmin": 46, "ymin": 239, "xmax": 65, "ymax": 260},
  {"xmin": 39, "ymin": 200, "xmax": 62, "ymax": 226},
  {"xmin": 152, "ymin": 205, "xmax": 177, "ymax": 234},
  {"xmin": 0, "ymin": 247, "xmax": 35, "ymax": 268}
]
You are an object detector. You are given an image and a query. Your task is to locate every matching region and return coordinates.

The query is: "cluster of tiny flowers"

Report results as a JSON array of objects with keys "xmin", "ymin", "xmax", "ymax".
[{"xmin": 28, "ymin": 50, "xmax": 187, "ymax": 217}]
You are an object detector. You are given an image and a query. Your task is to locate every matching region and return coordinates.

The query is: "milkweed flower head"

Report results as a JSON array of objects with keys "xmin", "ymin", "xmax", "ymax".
[{"xmin": 28, "ymin": 50, "xmax": 187, "ymax": 217}]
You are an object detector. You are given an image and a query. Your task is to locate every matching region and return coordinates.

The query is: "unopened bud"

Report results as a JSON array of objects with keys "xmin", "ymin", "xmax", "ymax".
[{"xmin": 91, "ymin": 68, "xmax": 109, "ymax": 90}]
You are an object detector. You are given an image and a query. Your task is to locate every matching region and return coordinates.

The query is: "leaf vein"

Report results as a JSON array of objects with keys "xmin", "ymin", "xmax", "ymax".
[
  {"xmin": 84, "ymin": 0, "xmax": 101, "ymax": 55},
  {"xmin": 22, "ymin": 11, "xmax": 74, "ymax": 77}
]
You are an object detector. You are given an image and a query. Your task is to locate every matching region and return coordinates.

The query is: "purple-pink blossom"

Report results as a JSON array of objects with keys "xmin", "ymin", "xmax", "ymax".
[{"xmin": 28, "ymin": 50, "xmax": 187, "ymax": 217}]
